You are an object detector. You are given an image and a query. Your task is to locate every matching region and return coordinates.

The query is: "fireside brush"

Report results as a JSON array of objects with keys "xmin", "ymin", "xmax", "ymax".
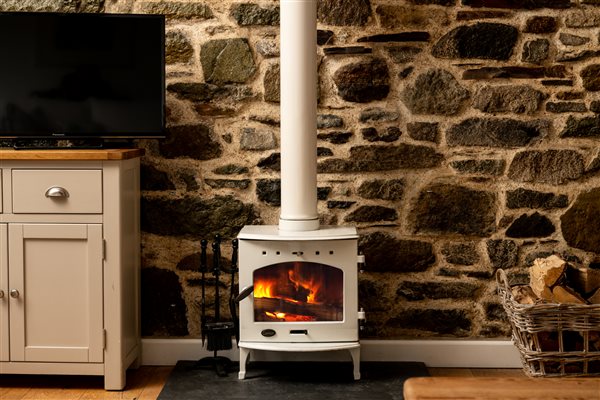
[{"xmin": 195, "ymin": 235, "xmax": 235, "ymax": 377}]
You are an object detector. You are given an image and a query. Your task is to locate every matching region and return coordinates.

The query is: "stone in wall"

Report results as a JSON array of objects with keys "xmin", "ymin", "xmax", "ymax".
[
  {"xmin": 318, "ymin": 30, "xmax": 334, "ymax": 45},
  {"xmin": 357, "ymin": 179, "xmax": 405, "ymax": 200},
  {"xmin": 565, "ymin": 10, "xmax": 600, "ymax": 28},
  {"xmin": 359, "ymin": 108, "xmax": 399, "ymax": 123},
  {"xmin": 450, "ymin": 159, "xmax": 505, "ymax": 175},
  {"xmin": 141, "ymin": 164, "xmax": 175, "ymax": 191},
  {"xmin": 200, "ymin": 39, "xmax": 256, "ymax": 84},
  {"xmin": 205, "ymin": 179, "xmax": 251, "ymax": 189},
  {"xmin": 561, "ymin": 188, "xmax": 600, "ymax": 252},
  {"xmin": 556, "ymin": 91, "xmax": 584, "ymax": 100},
  {"xmin": 401, "ymin": 69, "xmax": 469, "ymax": 115},
  {"xmin": 141, "ymin": 268, "xmax": 188, "ymax": 336},
  {"xmin": 484, "ymin": 303, "xmax": 507, "ymax": 322},
  {"xmin": 561, "ymin": 115, "xmax": 600, "ymax": 137},
  {"xmin": 447, "ymin": 118, "xmax": 548, "ymax": 147},
  {"xmin": 581, "ymin": 64, "xmax": 600, "ymax": 91},
  {"xmin": 240, "ymin": 128, "xmax": 277, "ymax": 151},
  {"xmin": 521, "ymin": 39, "xmax": 550, "ymax": 64},
  {"xmin": 473, "ymin": 85, "xmax": 546, "ymax": 114},
  {"xmin": 506, "ymin": 212, "xmax": 555, "ymax": 238},
  {"xmin": 560, "ymin": 33, "xmax": 590, "ymax": 46},
  {"xmin": 375, "ymin": 5, "xmax": 450, "ymax": 28},
  {"xmin": 442, "ymin": 242, "xmax": 480, "ymax": 265},
  {"xmin": 412, "ymin": 183, "xmax": 497, "ymax": 236},
  {"xmin": 463, "ymin": 65, "xmax": 566, "ymax": 80},
  {"xmin": 385, "ymin": 46, "xmax": 423, "ymax": 63},
  {"xmin": 387, "ymin": 308, "xmax": 471, "ymax": 336},
  {"xmin": 486, "ymin": 239, "xmax": 518, "ymax": 270},
  {"xmin": 358, "ymin": 32, "xmax": 431, "ymax": 43},
  {"xmin": 141, "ymin": 195, "xmax": 258, "ymax": 238},
  {"xmin": 135, "ymin": 1, "xmax": 214, "ymax": 18},
  {"xmin": 318, "ymin": 131, "xmax": 353, "ymax": 144},
  {"xmin": 256, "ymin": 39, "xmax": 279, "ymax": 57},
  {"xmin": 359, "ymin": 279, "xmax": 387, "ymax": 311},
  {"xmin": 333, "ymin": 58, "xmax": 390, "ymax": 103},
  {"xmin": 256, "ymin": 179, "xmax": 280, "ymax": 206},
  {"xmin": 317, "ymin": 144, "xmax": 443, "ymax": 172},
  {"xmin": 507, "ymin": 150, "xmax": 584, "ymax": 184},
  {"xmin": 345, "ymin": 205, "xmax": 398, "ymax": 223},
  {"xmin": 358, "ymin": 232, "xmax": 435, "ymax": 272},
  {"xmin": 524, "ymin": 16, "xmax": 558, "ymax": 33},
  {"xmin": 328, "ymin": 201, "xmax": 355, "ymax": 209},
  {"xmin": 461, "ymin": 0, "xmax": 570, "ymax": 8},
  {"xmin": 165, "ymin": 30, "xmax": 193, "ymax": 64},
  {"xmin": 432, "ymin": 23, "xmax": 518, "ymax": 60},
  {"xmin": 0, "ymin": 0, "xmax": 63, "ymax": 11},
  {"xmin": 168, "ymin": 82, "xmax": 254, "ymax": 106},
  {"xmin": 159, "ymin": 125, "xmax": 222, "ymax": 160},
  {"xmin": 361, "ymin": 127, "xmax": 401, "ymax": 142},
  {"xmin": 257, "ymin": 153, "xmax": 280, "ymax": 171},
  {"xmin": 318, "ymin": 114, "xmax": 344, "ymax": 128},
  {"xmin": 410, "ymin": 0, "xmax": 456, "ymax": 5},
  {"xmin": 407, "ymin": 122, "xmax": 439, "ymax": 143},
  {"xmin": 557, "ymin": 49, "xmax": 600, "ymax": 62},
  {"xmin": 263, "ymin": 63, "xmax": 280, "ymax": 103},
  {"xmin": 546, "ymin": 102, "xmax": 587, "ymax": 113},
  {"xmin": 397, "ymin": 281, "xmax": 480, "ymax": 300},
  {"xmin": 457, "ymin": 10, "xmax": 513, "ymax": 19},
  {"xmin": 324, "ymin": 46, "xmax": 372, "ymax": 55},
  {"xmin": 317, "ymin": 0, "xmax": 372, "ymax": 26},
  {"xmin": 213, "ymin": 164, "xmax": 249, "ymax": 175},
  {"xmin": 230, "ymin": 3, "xmax": 279, "ymax": 26},
  {"xmin": 506, "ymin": 188, "xmax": 568, "ymax": 209}
]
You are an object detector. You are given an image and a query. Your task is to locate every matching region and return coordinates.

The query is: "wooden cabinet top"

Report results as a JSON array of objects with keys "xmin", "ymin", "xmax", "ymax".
[{"xmin": 0, "ymin": 148, "xmax": 144, "ymax": 161}]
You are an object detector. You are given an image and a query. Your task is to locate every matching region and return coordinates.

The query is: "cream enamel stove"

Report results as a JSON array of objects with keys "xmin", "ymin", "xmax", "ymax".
[{"xmin": 236, "ymin": 0, "xmax": 364, "ymax": 380}]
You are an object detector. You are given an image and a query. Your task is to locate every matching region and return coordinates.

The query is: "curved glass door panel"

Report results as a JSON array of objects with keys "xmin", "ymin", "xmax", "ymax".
[{"xmin": 253, "ymin": 262, "xmax": 343, "ymax": 322}]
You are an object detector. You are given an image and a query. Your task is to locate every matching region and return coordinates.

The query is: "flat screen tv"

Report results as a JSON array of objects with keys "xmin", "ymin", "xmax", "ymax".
[{"xmin": 0, "ymin": 12, "xmax": 165, "ymax": 146}]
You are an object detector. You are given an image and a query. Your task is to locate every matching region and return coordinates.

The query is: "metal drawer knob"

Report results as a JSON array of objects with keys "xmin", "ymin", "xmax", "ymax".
[
  {"xmin": 0, "ymin": 290, "xmax": 4, "ymax": 299},
  {"xmin": 10, "ymin": 289, "xmax": 19, "ymax": 298},
  {"xmin": 45, "ymin": 186, "xmax": 70, "ymax": 198}
]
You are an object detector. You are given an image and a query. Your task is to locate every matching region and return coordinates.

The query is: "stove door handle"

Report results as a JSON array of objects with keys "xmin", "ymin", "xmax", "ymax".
[{"xmin": 235, "ymin": 285, "xmax": 254, "ymax": 303}]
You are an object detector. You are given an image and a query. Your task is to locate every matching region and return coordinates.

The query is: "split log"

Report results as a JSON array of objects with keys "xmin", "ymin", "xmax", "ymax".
[
  {"xmin": 551, "ymin": 285, "xmax": 587, "ymax": 304},
  {"xmin": 566, "ymin": 266, "xmax": 600, "ymax": 297},
  {"xmin": 587, "ymin": 287, "xmax": 600, "ymax": 304},
  {"xmin": 530, "ymin": 255, "xmax": 567, "ymax": 298},
  {"xmin": 254, "ymin": 297, "xmax": 343, "ymax": 321},
  {"xmin": 511, "ymin": 285, "xmax": 538, "ymax": 304}
]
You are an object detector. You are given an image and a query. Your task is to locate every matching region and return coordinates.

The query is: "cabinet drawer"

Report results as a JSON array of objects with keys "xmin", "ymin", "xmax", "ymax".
[{"xmin": 12, "ymin": 170, "xmax": 102, "ymax": 214}]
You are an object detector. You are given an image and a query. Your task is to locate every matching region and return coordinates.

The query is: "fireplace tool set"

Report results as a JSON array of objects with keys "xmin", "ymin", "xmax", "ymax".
[{"xmin": 195, "ymin": 235, "xmax": 239, "ymax": 377}]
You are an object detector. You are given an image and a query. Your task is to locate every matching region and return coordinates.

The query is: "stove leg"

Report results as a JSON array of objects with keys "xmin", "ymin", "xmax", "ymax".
[
  {"xmin": 349, "ymin": 347, "xmax": 360, "ymax": 380},
  {"xmin": 238, "ymin": 347, "xmax": 251, "ymax": 379}
]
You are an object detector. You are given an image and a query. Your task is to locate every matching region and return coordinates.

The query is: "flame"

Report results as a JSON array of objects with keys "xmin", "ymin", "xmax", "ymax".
[
  {"xmin": 264, "ymin": 311, "xmax": 316, "ymax": 322},
  {"xmin": 254, "ymin": 279, "xmax": 276, "ymax": 299},
  {"xmin": 288, "ymin": 269, "xmax": 322, "ymax": 304}
]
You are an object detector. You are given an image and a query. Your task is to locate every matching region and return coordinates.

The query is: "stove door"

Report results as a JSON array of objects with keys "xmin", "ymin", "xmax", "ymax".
[{"xmin": 238, "ymin": 238, "xmax": 358, "ymax": 343}]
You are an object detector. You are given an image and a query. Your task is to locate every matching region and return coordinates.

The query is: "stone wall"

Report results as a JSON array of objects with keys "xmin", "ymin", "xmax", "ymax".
[{"xmin": 7, "ymin": 0, "xmax": 600, "ymax": 340}]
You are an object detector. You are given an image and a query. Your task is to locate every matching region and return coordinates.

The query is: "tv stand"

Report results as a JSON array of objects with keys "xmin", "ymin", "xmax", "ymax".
[
  {"xmin": 0, "ymin": 148, "xmax": 143, "ymax": 390},
  {"xmin": 12, "ymin": 138, "xmax": 136, "ymax": 150}
]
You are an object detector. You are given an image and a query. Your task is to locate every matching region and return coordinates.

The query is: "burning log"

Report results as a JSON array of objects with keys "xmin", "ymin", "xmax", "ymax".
[{"xmin": 254, "ymin": 297, "xmax": 343, "ymax": 322}]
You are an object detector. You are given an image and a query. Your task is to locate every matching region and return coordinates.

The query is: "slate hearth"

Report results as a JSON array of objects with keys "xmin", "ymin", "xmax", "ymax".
[{"xmin": 158, "ymin": 360, "xmax": 429, "ymax": 400}]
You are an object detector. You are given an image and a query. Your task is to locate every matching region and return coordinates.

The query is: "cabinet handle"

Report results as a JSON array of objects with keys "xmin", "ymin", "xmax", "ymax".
[
  {"xmin": 0, "ymin": 290, "xmax": 4, "ymax": 299},
  {"xmin": 10, "ymin": 289, "xmax": 19, "ymax": 298},
  {"xmin": 45, "ymin": 186, "xmax": 70, "ymax": 198}
]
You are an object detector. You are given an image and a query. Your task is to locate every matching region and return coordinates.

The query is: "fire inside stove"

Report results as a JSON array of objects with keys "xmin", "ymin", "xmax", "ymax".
[{"xmin": 253, "ymin": 262, "xmax": 343, "ymax": 322}]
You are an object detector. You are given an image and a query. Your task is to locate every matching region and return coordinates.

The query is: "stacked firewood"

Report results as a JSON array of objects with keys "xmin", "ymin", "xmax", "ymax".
[{"xmin": 511, "ymin": 254, "xmax": 600, "ymax": 306}]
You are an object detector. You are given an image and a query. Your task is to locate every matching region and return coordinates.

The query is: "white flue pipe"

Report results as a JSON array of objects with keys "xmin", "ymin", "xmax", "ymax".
[{"xmin": 278, "ymin": 0, "xmax": 319, "ymax": 232}]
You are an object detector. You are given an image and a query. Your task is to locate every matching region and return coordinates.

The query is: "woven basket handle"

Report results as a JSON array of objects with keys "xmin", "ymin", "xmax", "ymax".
[{"xmin": 496, "ymin": 269, "xmax": 511, "ymax": 292}]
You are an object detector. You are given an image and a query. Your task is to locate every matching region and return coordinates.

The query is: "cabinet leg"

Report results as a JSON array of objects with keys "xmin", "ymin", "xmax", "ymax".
[{"xmin": 104, "ymin": 367, "xmax": 126, "ymax": 391}]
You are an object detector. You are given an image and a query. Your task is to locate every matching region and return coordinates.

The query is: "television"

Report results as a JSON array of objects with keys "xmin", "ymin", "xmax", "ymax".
[{"xmin": 0, "ymin": 12, "xmax": 165, "ymax": 148}]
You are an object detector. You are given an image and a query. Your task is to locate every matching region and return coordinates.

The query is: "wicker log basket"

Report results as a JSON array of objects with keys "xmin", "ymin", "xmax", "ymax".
[{"xmin": 497, "ymin": 268, "xmax": 600, "ymax": 377}]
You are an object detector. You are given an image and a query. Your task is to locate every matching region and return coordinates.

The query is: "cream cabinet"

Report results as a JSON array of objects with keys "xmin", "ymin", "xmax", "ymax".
[{"xmin": 0, "ymin": 149, "xmax": 143, "ymax": 390}]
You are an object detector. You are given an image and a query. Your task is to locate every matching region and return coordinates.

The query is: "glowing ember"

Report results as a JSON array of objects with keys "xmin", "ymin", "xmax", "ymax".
[{"xmin": 265, "ymin": 311, "xmax": 316, "ymax": 322}]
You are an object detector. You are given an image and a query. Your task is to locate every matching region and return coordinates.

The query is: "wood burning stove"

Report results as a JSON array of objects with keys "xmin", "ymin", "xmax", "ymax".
[{"xmin": 236, "ymin": 0, "xmax": 365, "ymax": 380}]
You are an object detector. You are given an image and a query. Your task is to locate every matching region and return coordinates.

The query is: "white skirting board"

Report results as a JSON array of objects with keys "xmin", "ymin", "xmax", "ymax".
[{"xmin": 141, "ymin": 339, "xmax": 522, "ymax": 368}]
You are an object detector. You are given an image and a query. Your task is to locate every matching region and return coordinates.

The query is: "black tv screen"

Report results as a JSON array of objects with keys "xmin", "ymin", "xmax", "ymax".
[{"xmin": 0, "ymin": 12, "xmax": 165, "ymax": 140}]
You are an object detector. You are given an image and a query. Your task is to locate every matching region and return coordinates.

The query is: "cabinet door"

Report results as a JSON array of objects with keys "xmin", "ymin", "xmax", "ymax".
[
  {"xmin": 8, "ymin": 224, "xmax": 103, "ymax": 363},
  {"xmin": 0, "ymin": 224, "xmax": 8, "ymax": 361}
]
